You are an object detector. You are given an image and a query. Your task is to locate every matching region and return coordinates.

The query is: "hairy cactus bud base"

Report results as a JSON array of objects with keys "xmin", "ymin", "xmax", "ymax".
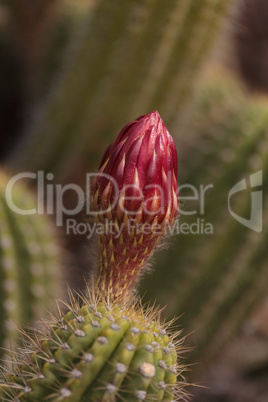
[
  {"xmin": 90, "ymin": 112, "xmax": 178, "ymax": 300},
  {"xmin": 0, "ymin": 288, "xmax": 186, "ymax": 401}
]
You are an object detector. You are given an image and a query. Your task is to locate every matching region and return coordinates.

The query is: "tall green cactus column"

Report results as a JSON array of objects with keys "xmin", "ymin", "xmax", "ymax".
[
  {"xmin": 141, "ymin": 68, "xmax": 268, "ymax": 361},
  {"xmin": 9, "ymin": 0, "xmax": 234, "ymax": 179},
  {"xmin": 0, "ymin": 170, "xmax": 61, "ymax": 352}
]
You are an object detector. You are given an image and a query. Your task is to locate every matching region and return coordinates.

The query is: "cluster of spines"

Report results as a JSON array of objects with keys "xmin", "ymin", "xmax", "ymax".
[
  {"xmin": 0, "ymin": 292, "xmax": 185, "ymax": 401},
  {"xmin": 141, "ymin": 68, "xmax": 268, "ymax": 360},
  {"xmin": 0, "ymin": 171, "xmax": 60, "ymax": 353},
  {"xmin": 9, "ymin": 0, "xmax": 233, "ymax": 179}
]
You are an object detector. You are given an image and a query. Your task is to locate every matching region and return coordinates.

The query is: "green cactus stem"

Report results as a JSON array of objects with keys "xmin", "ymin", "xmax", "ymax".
[{"xmin": 0, "ymin": 288, "xmax": 186, "ymax": 401}]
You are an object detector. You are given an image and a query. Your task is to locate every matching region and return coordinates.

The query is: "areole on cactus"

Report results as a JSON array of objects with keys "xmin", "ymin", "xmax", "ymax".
[{"xmin": 0, "ymin": 112, "xmax": 185, "ymax": 401}]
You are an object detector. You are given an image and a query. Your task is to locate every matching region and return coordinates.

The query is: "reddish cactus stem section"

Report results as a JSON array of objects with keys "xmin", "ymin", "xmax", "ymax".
[{"xmin": 91, "ymin": 111, "xmax": 178, "ymax": 299}]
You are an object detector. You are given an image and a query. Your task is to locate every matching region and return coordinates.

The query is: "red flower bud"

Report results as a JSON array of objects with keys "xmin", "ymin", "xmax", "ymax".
[{"xmin": 91, "ymin": 111, "xmax": 178, "ymax": 299}]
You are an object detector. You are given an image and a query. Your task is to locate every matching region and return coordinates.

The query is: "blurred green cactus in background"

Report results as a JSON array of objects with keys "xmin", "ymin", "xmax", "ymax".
[
  {"xmin": 0, "ymin": 170, "xmax": 60, "ymax": 354},
  {"xmin": 7, "ymin": 0, "xmax": 234, "ymax": 179},
  {"xmin": 141, "ymin": 68, "xmax": 268, "ymax": 361}
]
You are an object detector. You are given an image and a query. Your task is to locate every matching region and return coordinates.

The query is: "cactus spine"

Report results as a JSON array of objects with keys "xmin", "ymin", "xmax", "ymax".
[{"xmin": 0, "ymin": 170, "xmax": 60, "ymax": 353}]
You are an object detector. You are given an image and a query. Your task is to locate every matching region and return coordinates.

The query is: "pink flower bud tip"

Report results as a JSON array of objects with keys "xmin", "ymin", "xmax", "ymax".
[{"xmin": 91, "ymin": 111, "xmax": 178, "ymax": 299}]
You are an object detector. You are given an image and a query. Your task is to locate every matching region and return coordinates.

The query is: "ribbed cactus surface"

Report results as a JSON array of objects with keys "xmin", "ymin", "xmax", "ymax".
[
  {"xmin": 0, "ymin": 170, "xmax": 60, "ymax": 353},
  {"xmin": 0, "ymin": 292, "xmax": 182, "ymax": 401},
  {"xmin": 9, "ymin": 0, "xmax": 234, "ymax": 179}
]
